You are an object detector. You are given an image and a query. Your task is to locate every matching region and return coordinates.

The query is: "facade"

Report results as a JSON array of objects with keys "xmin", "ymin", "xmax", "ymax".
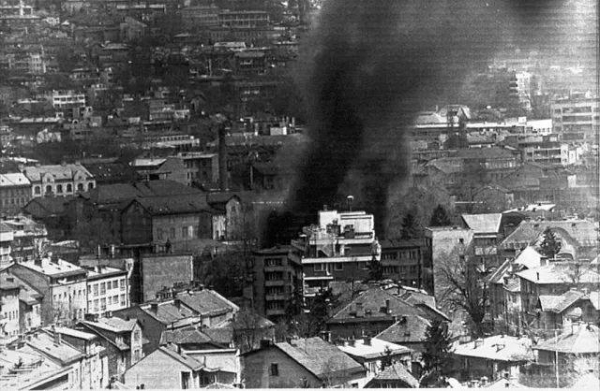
[
  {"xmin": 22, "ymin": 163, "xmax": 95, "ymax": 198},
  {"xmin": 137, "ymin": 254, "xmax": 194, "ymax": 303},
  {"xmin": 0, "ymin": 173, "xmax": 32, "ymax": 216},
  {"xmin": 290, "ymin": 209, "xmax": 381, "ymax": 300},
  {"xmin": 249, "ymin": 246, "xmax": 302, "ymax": 320},
  {"xmin": 551, "ymin": 96, "xmax": 599, "ymax": 142},
  {"xmin": 79, "ymin": 316, "xmax": 145, "ymax": 379},
  {"xmin": 0, "ymin": 222, "xmax": 13, "ymax": 267},
  {"xmin": 1, "ymin": 216, "xmax": 48, "ymax": 263},
  {"xmin": 85, "ymin": 265, "xmax": 130, "ymax": 316},
  {"xmin": 8, "ymin": 257, "xmax": 88, "ymax": 326},
  {"xmin": 0, "ymin": 274, "xmax": 21, "ymax": 339},
  {"xmin": 178, "ymin": 151, "xmax": 219, "ymax": 186},
  {"xmin": 380, "ymin": 239, "xmax": 428, "ymax": 289},
  {"xmin": 242, "ymin": 337, "xmax": 367, "ymax": 388},
  {"xmin": 49, "ymin": 90, "xmax": 87, "ymax": 110}
]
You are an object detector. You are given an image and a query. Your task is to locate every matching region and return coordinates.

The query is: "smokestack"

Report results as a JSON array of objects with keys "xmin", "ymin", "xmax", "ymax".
[{"xmin": 214, "ymin": 115, "xmax": 228, "ymax": 191}]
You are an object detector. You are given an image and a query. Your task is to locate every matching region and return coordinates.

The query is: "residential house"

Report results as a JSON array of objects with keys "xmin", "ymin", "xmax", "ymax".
[
  {"xmin": 178, "ymin": 151, "xmax": 220, "ymax": 187},
  {"xmin": 327, "ymin": 288, "xmax": 449, "ymax": 341},
  {"xmin": 84, "ymin": 265, "xmax": 130, "ymax": 316},
  {"xmin": 551, "ymin": 96, "xmax": 599, "ymax": 142},
  {"xmin": 11, "ymin": 328, "xmax": 109, "ymax": 389},
  {"xmin": 8, "ymin": 256, "xmax": 88, "ymax": 326},
  {"xmin": 0, "ymin": 172, "xmax": 31, "ymax": 216},
  {"xmin": 131, "ymin": 156, "xmax": 189, "ymax": 185},
  {"xmin": 0, "ymin": 274, "xmax": 21, "ymax": 340},
  {"xmin": 532, "ymin": 323, "xmax": 599, "ymax": 387},
  {"xmin": 21, "ymin": 196, "xmax": 74, "ymax": 239},
  {"xmin": 461, "ymin": 213, "xmax": 503, "ymax": 269},
  {"xmin": 536, "ymin": 289, "xmax": 599, "ymax": 331},
  {"xmin": 242, "ymin": 337, "xmax": 367, "ymax": 388},
  {"xmin": 336, "ymin": 336, "xmax": 413, "ymax": 379},
  {"xmin": 248, "ymin": 246, "xmax": 303, "ymax": 321},
  {"xmin": 450, "ymin": 335, "xmax": 534, "ymax": 382},
  {"xmin": 515, "ymin": 262, "xmax": 600, "ymax": 328},
  {"xmin": 363, "ymin": 362, "xmax": 419, "ymax": 388},
  {"xmin": 120, "ymin": 195, "xmax": 215, "ymax": 252},
  {"xmin": 22, "ymin": 162, "xmax": 95, "ymax": 198},
  {"xmin": 113, "ymin": 288, "xmax": 238, "ymax": 354},
  {"xmin": 499, "ymin": 219, "xmax": 598, "ymax": 261},
  {"xmin": 1, "ymin": 215, "xmax": 48, "ymax": 263},
  {"xmin": 375, "ymin": 314, "xmax": 433, "ymax": 354},
  {"xmin": 124, "ymin": 345, "xmax": 218, "ymax": 389},
  {"xmin": 78, "ymin": 316, "xmax": 145, "ymax": 379},
  {"xmin": 0, "ymin": 222, "xmax": 13, "ymax": 267}
]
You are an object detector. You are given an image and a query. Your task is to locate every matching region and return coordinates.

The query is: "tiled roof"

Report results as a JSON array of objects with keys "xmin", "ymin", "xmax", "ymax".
[
  {"xmin": 176, "ymin": 290, "xmax": 239, "ymax": 317},
  {"xmin": 500, "ymin": 220, "xmax": 598, "ymax": 249},
  {"xmin": 376, "ymin": 315, "xmax": 432, "ymax": 344},
  {"xmin": 452, "ymin": 335, "xmax": 534, "ymax": 362},
  {"xmin": 330, "ymin": 288, "xmax": 430, "ymax": 322},
  {"xmin": 83, "ymin": 316, "xmax": 137, "ymax": 333},
  {"xmin": 160, "ymin": 327, "xmax": 214, "ymax": 346},
  {"xmin": 516, "ymin": 263, "xmax": 600, "ymax": 285},
  {"xmin": 367, "ymin": 362, "xmax": 419, "ymax": 387},
  {"xmin": 0, "ymin": 172, "xmax": 31, "ymax": 187},
  {"xmin": 23, "ymin": 196, "xmax": 73, "ymax": 216},
  {"xmin": 141, "ymin": 301, "xmax": 198, "ymax": 325},
  {"xmin": 158, "ymin": 345, "xmax": 204, "ymax": 371},
  {"xmin": 275, "ymin": 337, "xmax": 364, "ymax": 380},
  {"xmin": 337, "ymin": 337, "xmax": 412, "ymax": 360},
  {"xmin": 514, "ymin": 247, "xmax": 543, "ymax": 269},
  {"xmin": 135, "ymin": 194, "xmax": 213, "ymax": 215},
  {"xmin": 88, "ymin": 180, "xmax": 203, "ymax": 204},
  {"xmin": 22, "ymin": 163, "xmax": 93, "ymax": 182},
  {"xmin": 534, "ymin": 324, "xmax": 599, "ymax": 354},
  {"xmin": 461, "ymin": 213, "xmax": 502, "ymax": 234},
  {"xmin": 0, "ymin": 347, "xmax": 67, "ymax": 390},
  {"xmin": 538, "ymin": 290, "xmax": 585, "ymax": 313}
]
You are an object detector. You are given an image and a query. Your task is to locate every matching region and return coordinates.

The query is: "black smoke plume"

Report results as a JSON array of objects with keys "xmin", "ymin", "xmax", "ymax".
[{"xmin": 283, "ymin": 0, "xmax": 565, "ymax": 236}]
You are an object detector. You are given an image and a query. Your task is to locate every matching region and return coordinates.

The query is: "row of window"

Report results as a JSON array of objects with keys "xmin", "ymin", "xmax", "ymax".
[
  {"xmin": 33, "ymin": 182, "xmax": 94, "ymax": 195},
  {"xmin": 0, "ymin": 197, "xmax": 28, "ymax": 206},
  {"xmin": 90, "ymin": 294, "xmax": 127, "ymax": 312},
  {"xmin": 381, "ymin": 250, "xmax": 420, "ymax": 261},
  {"xmin": 90, "ymin": 279, "xmax": 126, "ymax": 297},
  {"xmin": 157, "ymin": 226, "xmax": 198, "ymax": 241}
]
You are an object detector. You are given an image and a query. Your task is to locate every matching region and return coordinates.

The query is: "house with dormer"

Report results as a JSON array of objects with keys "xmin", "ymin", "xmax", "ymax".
[{"xmin": 22, "ymin": 163, "xmax": 95, "ymax": 198}]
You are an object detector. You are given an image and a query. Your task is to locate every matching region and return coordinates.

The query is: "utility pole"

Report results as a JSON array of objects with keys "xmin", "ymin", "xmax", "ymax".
[{"xmin": 554, "ymin": 329, "xmax": 559, "ymax": 388}]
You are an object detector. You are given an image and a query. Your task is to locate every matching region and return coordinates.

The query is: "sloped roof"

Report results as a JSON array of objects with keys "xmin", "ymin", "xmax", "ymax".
[
  {"xmin": 274, "ymin": 337, "xmax": 364, "ymax": 380},
  {"xmin": 0, "ymin": 172, "xmax": 31, "ymax": 187},
  {"xmin": 501, "ymin": 220, "xmax": 598, "ymax": 249},
  {"xmin": 176, "ymin": 290, "xmax": 239, "ymax": 317},
  {"xmin": 23, "ymin": 196, "xmax": 73, "ymax": 216},
  {"xmin": 366, "ymin": 362, "xmax": 419, "ymax": 388},
  {"xmin": 516, "ymin": 263, "xmax": 600, "ymax": 285},
  {"xmin": 160, "ymin": 327, "xmax": 214, "ymax": 346},
  {"xmin": 330, "ymin": 288, "xmax": 430, "ymax": 322},
  {"xmin": 157, "ymin": 346, "xmax": 204, "ymax": 371},
  {"xmin": 376, "ymin": 315, "xmax": 432, "ymax": 344},
  {"xmin": 514, "ymin": 247, "xmax": 543, "ymax": 269},
  {"xmin": 22, "ymin": 163, "xmax": 93, "ymax": 182},
  {"xmin": 84, "ymin": 316, "xmax": 138, "ymax": 333},
  {"xmin": 337, "ymin": 337, "xmax": 412, "ymax": 360},
  {"xmin": 461, "ymin": 214, "xmax": 502, "ymax": 234},
  {"xmin": 88, "ymin": 180, "xmax": 203, "ymax": 204},
  {"xmin": 140, "ymin": 301, "xmax": 198, "ymax": 325},
  {"xmin": 538, "ymin": 290, "xmax": 585, "ymax": 313},
  {"xmin": 534, "ymin": 324, "xmax": 599, "ymax": 354},
  {"xmin": 134, "ymin": 194, "xmax": 213, "ymax": 215},
  {"xmin": 22, "ymin": 331, "xmax": 85, "ymax": 365},
  {"xmin": 452, "ymin": 335, "xmax": 534, "ymax": 362}
]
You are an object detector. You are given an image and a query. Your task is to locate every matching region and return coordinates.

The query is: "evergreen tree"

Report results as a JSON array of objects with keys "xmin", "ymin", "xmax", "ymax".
[
  {"xmin": 401, "ymin": 212, "xmax": 421, "ymax": 239},
  {"xmin": 539, "ymin": 227, "xmax": 561, "ymax": 259},
  {"xmin": 430, "ymin": 204, "xmax": 452, "ymax": 227},
  {"xmin": 366, "ymin": 257, "xmax": 384, "ymax": 282},
  {"xmin": 380, "ymin": 346, "xmax": 393, "ymax": 371},
  {"xmin": 422, "ymin": 319, "xmax": 452, "ymax": 375}
]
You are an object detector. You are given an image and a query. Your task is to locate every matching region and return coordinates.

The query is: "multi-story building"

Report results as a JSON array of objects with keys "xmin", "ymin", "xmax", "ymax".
[
  {"xmin": 0, "ymin": 173, "xmax": 32, "ymax": 216},
  {"xmin": 49, "ymin": 90, "xmax": 87, "ymax": 110},
  {"xmin": 0, "ymin": 273, "xmax": 21, "ymax": 339},
  {"xmin": 85, "ymin": 265, "xmax": 130, "ymax": 316},
  {"xmin": 380, "ymin": 239, "xmax": 428, "ymax": 289},
  {"xmin": 1, "ymin": 215, "xmax": 48, "ymax": 262},
  {"xmin": 551, "ymin": 95, "xmax": 600, "ymax": 142},
  {"xmin": 508, "ymin": 71, "xmax": 533, "ymax": 111},
  {"xmin": 0, "ymin": 222, "xmax": 13, "ymax": 267},
  {"xmin": 8, "ymin": 256, "xmax": 88, "ymax": 325},
  {"xmin": 22, "ymin": 162, "xmax": 95, "ymax": 198},
  {"xmin": 249, "ymin": 246, "xmax": 302, "ymax": 320},
  {"xmin": 178, "ymin": 151, "xmax": 220, "ymax": 186},
  {"xmin": 218, "ymin": 10, "xmax": 269, "ymax": 28},
  {"xmin": 290, "ymin": 209, "xmax": 381, "ymax": 300}
]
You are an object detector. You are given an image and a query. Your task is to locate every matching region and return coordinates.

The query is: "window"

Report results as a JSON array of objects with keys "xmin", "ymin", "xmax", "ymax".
[
  {"xmin": 93, "ymin": 284, "xmax": 99, "ymax": 296},
  {"xmin": 100, "ymin": 282, "xmax": 106, "ymax": 295},
  {"xmin": 269, "ymin": 363, "xmax": 279, "ymax": 376},
  {"xmin": 46, "ymin": 185, "xmax": 52, "ymax": 194},
  {"xmin": 56, "ymin": 184, "xmax": 63, "ymax": 193},
  {"xmin": 120, "ymin": 294, "xmax": 126, "ymax": 306},
  {"xmin": 313, "ymin": 263, "xmax": 325, "ymax": 272},
  {"xmin": 77, "ymin": 183, "xmax": 84, "ymax": 191},
  {"xmin": 88, "ymin": 183, "xmax": 94, "ymax": 190},
  {"xmin": 34, "ymin": 186, "xmax": 41, "ymax": 194},
  {"xmin": 93, "ymin": 299, "xmax": 99, "ymax": 312},
  {"xmin": 66, "ymin": 184, "xmax": 72, "ymax": 192},
  {"xmin": 182, "ymin": 226, "xmax": 188, "ymax": 238},
  {"xmin": 334, "ymin": 263, "xmax": 344, "ymax": 271},
  {"xmin": 113, "ymin": 295, "xmax": 119, "ymax": 304},
  {"xmin": 101, "ymin": 298, "xmax": 107, "ymax": 311},
  {"xmin": 120, "ymin": 279, "xmax": 126, "ymax": 291},
  {"xmin": 170, "ymin": 227, "xmax": 176, "ymax": 239}
]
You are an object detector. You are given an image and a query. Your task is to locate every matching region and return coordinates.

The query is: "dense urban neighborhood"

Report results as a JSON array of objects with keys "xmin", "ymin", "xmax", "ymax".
[{"xmin": 0, "ymin": 0, "xmax": 599, "ymax": 389}]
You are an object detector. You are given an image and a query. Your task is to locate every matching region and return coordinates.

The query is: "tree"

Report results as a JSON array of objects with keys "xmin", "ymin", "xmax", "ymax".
[
  {"xmin": 380, "ymin": 345, "xmax": 394, "ymax": 371},
  {"xmin": 400, "ymin": 212, "xmax": 421, "ymax": 239},
  {"xmin": 421, "ymin": 319, "xmax": 452, "ymax": 382},
  {"xmin": 539, "ymin": 227, "xmax": 561, "ymax": 259},
  {"xmin": 430, "ymin": 204, "xmax": 452, "ymax": 226},
  {"xmin": 366, "ymin": 257, "xmax": 383, "ymax": 282}
]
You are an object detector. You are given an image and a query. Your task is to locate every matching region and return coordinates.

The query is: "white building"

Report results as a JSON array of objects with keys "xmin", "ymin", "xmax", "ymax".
[
  {"xmin": 85, "ymin": 265, "xmax": 130, "ymax": 316},
  {"xmin": 22, "ymin": 162, "xmax": 95, "ymax": 197}
]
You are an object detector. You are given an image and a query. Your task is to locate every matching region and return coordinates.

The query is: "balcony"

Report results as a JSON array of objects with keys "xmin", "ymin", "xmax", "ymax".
[
  {"xmin": 265, "ymin": 293, "xmax": 286, "ymax": 301},
  {"xmin": 266, "ymin": 308, "xmax": 286, "ymax": 316},
  {"xmin": 265, "ymin": 280, "xmax": 285, "ymax": 286},
  {"xmin": 264, "ymin": 265, "xmax": 286, "ymax": 272}
]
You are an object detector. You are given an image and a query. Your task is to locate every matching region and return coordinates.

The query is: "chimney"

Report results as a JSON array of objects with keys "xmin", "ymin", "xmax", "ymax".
[
  {"xmin": 174, "ymin": 298, "xmax": 181, "ymax": 309},
  {"xmin": 150, "ymin": 303, "xmax": 159, "ymax": 312},
  {"xmin": 536, "ymin": 272, "xmax": 540, "ymax": 281},
  {"xmin": 53, "ymin": 329, "xmax": 62, "ymax": 345},
  {"xmin": 34, "ymin": 258, "xmax": 42, "ymax": 267},
  {"xmin": 385, "ymin": 299, "xmax": 390, "ymax": 314},
  {"xmin": 363, "ymin": 336, "xmax": 371, "ymax": 346}
]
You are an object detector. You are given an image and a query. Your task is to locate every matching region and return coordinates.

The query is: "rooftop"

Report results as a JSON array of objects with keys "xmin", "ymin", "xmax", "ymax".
[
  {"xmin": 461, "ymin": 213, "xmax": 502, "ymax": 235},
  {"xmin": 15, "ymin": 257, "xmax": 86, "ymax": 278},
  {"xmin": 452, "ymin": 335, "xmax": 534, "ymax": 362},
  {"xmin": 516, "ymin": 263, "xmax": 600, "ymax": 285},
  {"xmin": 367, "ymin": 361, "xmax": 419, "ymax": 387},
  {"xmin": 501, "ymin": 220, "xmax": 598, "ymax": 249},
  {"xmin": 0, "ymin": 172, "xmax": 31, "ymax": 187},
  {"xmin": 336, "ymin": 337, "xmax": 412, "ymax": 360},
  {"xmin": 534, "ymin": 324, "xmax": 599, "ymax": 354},
  {"xmin": 22, "ymin": 163, "xmax": 93, "ymax": 182},
  {"xmin": 376, "ymin": 315, "xmax": 432, "ymax": 344}
]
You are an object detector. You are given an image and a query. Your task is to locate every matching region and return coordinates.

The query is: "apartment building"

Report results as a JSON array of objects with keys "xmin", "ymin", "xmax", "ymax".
[
  {"xmin": 552, "ymin": 95, "xmax": 600, "ymax": 142},
  {"xmin": 22, "ymin": 162, "xmax": 95, "ymax": 198},
  {"xmin": 85, "ymin": 265, "xmax": 130, "ymax": 316}
]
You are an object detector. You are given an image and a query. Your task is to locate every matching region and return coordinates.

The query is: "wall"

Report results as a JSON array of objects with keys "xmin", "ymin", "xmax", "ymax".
[
  {"xmin": 87, "ymin": 273, "xmax": 129, "ymax": 315},
  {"xmin": 243, "ymin": 346, "xmax": 321, "ymax": 388},
  {"xmin": 0, "ymin": 286, "xmax": 20, "ymax": 337},
  {"xmin": 140, "ymin": 254, "xmax": 193, "ymax": 302},
  {"xmin": 124, "ymin": 349, "xmax": 195, "ymax": 389}
]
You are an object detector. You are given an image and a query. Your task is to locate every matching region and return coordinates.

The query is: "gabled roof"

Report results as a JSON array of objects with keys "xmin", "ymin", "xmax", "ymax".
[
  {"xmin": 176, "ymin": 290, "xmax": 239, "ymax": 317},
  {"xmin": 538, "ymin": 290, "xmax": 586, "ymax": 313},
  {"xmin": 452, "ymin": 335, "xmax": 534, "ymax": 362},
  {"xmin": 273, "ymin": 337, "xmax": 364, "ymax": 380},
  {"xmin": 337, "ymin": 337, "xmax": 412, "ymax": 360},
  {"xmin": 500, "ymin": 220, "xmax": 598, "ymax": 249},
  {"xmin": 534, "ymin": 324, "xmax": 599, "ymax": 354},
  {"xmin": 516, "ymin": 263, "xmax": 600, "ymax": 285},
  {"xmin": 376, "ymin": 315, "xmax": 432, "ymax": 344},
  {"xmin": 23, "ymin": 196, "xmax": 73, "ymax": 217},
  {"xmin": 461, "ymin": 213, "xmax": 502, "ymax": 235},
  {"xmin": 22, "ymin": 163, "xmax": 93, "ymax": 182},
  {"xmin": 82, "ymin": 316, "xmax": 137, "ymax": 333},
  {"xmin": 366, "ymin": 362, "xmax": 419, "ymax": 388},
  {"xmin": 132, "ymin": 194, "xmax": 213, "ymax": 216},
  {"xmin": 0, "ymin": 172, "xmax": 31, "ymax": 187},
  {"xmin": 160, "ymin": 327, "xmax": 215, "ymax": 346},
  {"xmin": 139, "ymin": 301, "xmax": 198, "ymax": 325},
  {"xmin": 156, "ymin": 345, "xmax": 204, "ymax": 371}
]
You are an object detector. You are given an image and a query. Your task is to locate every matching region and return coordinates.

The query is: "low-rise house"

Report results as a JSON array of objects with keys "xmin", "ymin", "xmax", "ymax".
[
  {"xmin": 363, "ymin": 361, "xmax": 419, "ymax": 388},
  {"xmin": 336, "ymin": 336, "xmax": 413, "ymax": 379},
  {"xmin": 451, "ymin": 335, "xmax": 534, "ymax": 382},
  {"xmin": 78, "ymin": 316, "xmax": 145, "ymax": 379},
  {"xmin": 8, "ymin": 256, "xmax": 88, "ymax": 326},
  {"xmin": 242, "ymin": 337, "xmax": 367, "ymax": 388},
  {"xmin": 21, "ymin": 196, "xmax": 74, "ymax": 240},
  {"xmin": 532, "ymin": 323, "xmax": 599, "ymax": 387},
  {"xmin": 327, "ymin": 288, "xmax": 448, "ymax": 340},
  {"xmin": 22, "ymin": 162, "xmax": 95, "ymax": 198},
  {"xmin": 537, "ymin": 289, "xmax": 599, "ymax": 331},
  {"xmin": 375, "ymin": 314, "xmax": 433, "ymax": 353},
  {"xmin": 124, "ymin": 345, "xmax": 220, "ymax": 389}
]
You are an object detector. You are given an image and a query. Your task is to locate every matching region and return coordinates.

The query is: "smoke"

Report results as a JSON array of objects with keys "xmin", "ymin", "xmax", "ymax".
[{"xmin": 286, "ymin": 0, "xmax": 567, "ymax": 235}]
